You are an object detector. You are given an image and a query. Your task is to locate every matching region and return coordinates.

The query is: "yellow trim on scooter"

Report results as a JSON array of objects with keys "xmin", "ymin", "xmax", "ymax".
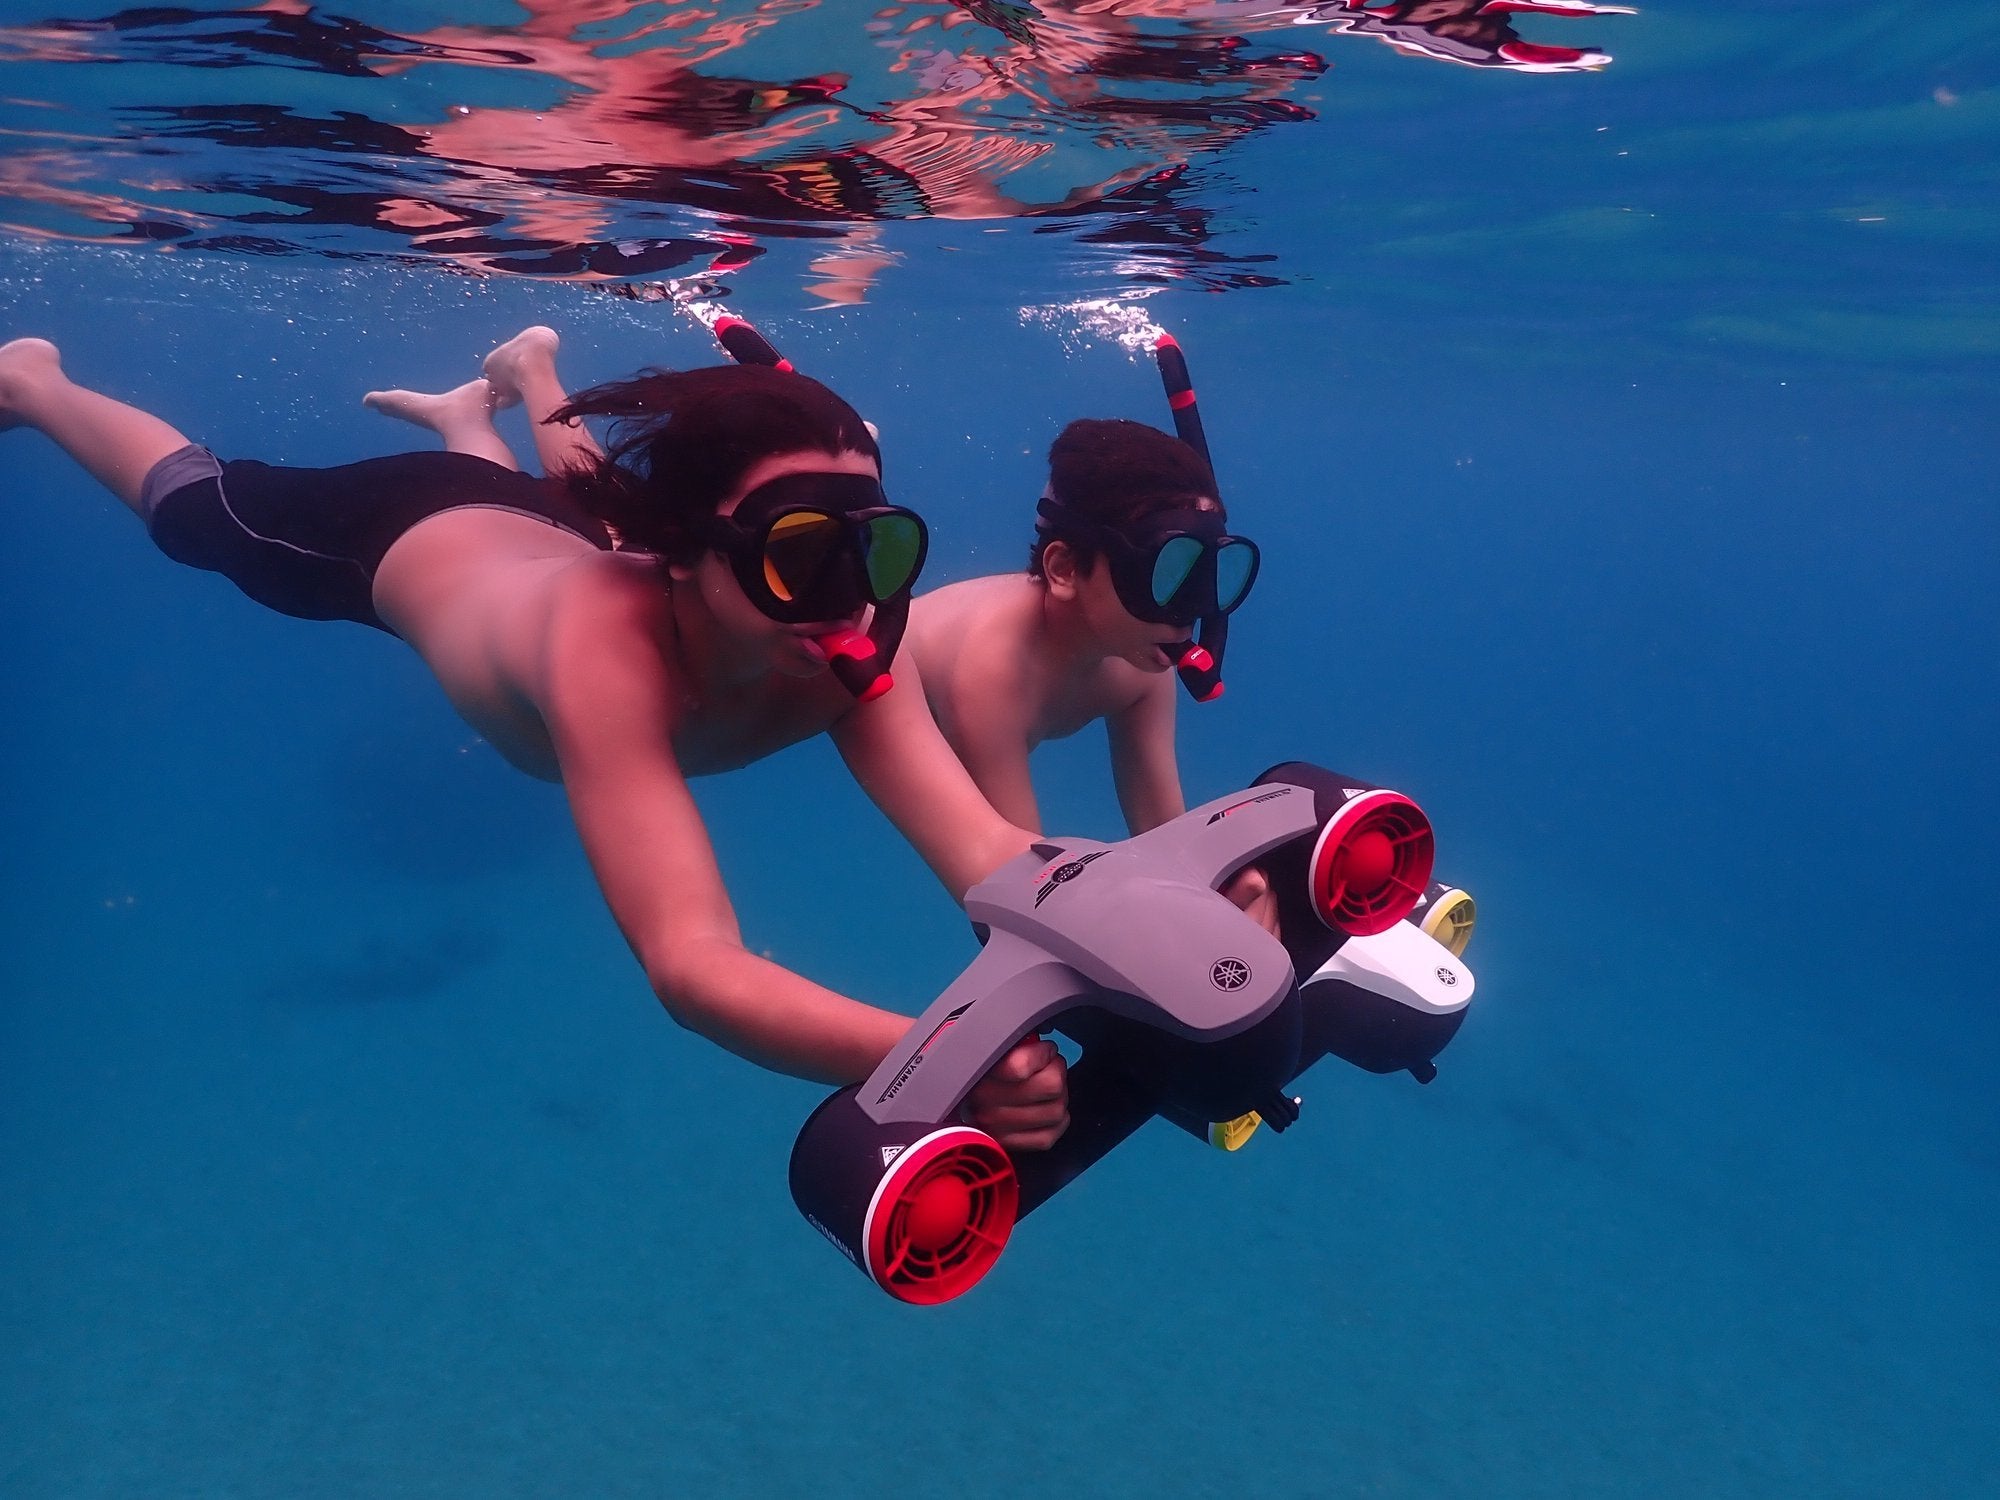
[
  {"xmin": 1420, "ymin": 887, "xmax": 1477, "ymax": 958},
  {"xmin": 1208, "ymin": 1111, "xmax": 1263, "ymax": 1152}
]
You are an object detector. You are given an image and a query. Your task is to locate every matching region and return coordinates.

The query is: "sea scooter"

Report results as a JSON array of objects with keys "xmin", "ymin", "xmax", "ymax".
[{"xmin": 789, "ymin": 761, "xmax": 1479, "ymax": 1303}]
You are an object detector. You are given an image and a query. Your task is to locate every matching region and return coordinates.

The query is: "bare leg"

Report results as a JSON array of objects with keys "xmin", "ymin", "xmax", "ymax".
[
  {"xmin": 482, "ymin": 326, "xmax": 604, "ymax": 478},
  {"xmin": 0, "ymin": 338, "xmax": 194, "ymax": 517},
  {"xmin": 361, "ymin": 377, "xmax": 521, "ymax": 469}
]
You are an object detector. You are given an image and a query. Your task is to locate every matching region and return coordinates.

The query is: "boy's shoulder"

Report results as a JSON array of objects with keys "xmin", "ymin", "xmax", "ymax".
[
  {"xmin": 915, "ymin": 571, "xmax": 1037, "ymax": 610},
  {"xmin": 908, "ymin": 574, "xmax": 1040, "ymax": 720},
  {"xmin": 542, "ymin": 556, "xmax": 850, "ymax": 774},
  {"xmin": 911, "ymin": 573, "xmax": 1041, "ymax": 654},
  {"xmin": 534, "ymin": 553, "xmax": 682, "ymax": 714},
  {"xmin": 541, "ymin": 549, "xmax": 674, "ymax": 642}
]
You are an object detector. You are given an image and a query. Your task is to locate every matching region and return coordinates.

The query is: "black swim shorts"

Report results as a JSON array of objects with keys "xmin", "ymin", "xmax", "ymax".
[{"xmin": 140, "ymin": 445, "xmax": 615, "ymax": 633}]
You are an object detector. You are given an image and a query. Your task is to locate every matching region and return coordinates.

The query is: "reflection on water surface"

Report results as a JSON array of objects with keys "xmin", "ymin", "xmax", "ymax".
[{"xmin": 0, "ymin": 1, "xmax": 1628, "ymax": 297}]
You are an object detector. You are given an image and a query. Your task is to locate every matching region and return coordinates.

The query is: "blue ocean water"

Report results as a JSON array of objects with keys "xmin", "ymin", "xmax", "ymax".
[{"xmin": 3, "ymin": 4, "xmax": 1996, "ymax": 1497}]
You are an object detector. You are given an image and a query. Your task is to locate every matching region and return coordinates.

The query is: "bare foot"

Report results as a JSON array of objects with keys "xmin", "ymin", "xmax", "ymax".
[
  {"xmin": 0, "ymin": 337, "xmax": 64, "ymax": 431},
  {"xmin": 363, "ymin": 377, "xmax": 520, "ymax": 468},
  {"xmin": 481, "ymin": 325, "xmax": 561, "ymax": 406},
  {"xmin": 362, "ymin": 377, "xmax": 505, "ymax": 432}
]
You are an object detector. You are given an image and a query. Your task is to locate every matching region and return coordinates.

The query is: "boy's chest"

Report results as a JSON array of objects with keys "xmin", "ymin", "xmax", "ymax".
[
  {"xmin": 671, "ymin": 674, "xmax": 849, "ymax": 776},
  {"xmin": 1029, "ymin": 661, "xmax": 1140, "ymax": 746}
]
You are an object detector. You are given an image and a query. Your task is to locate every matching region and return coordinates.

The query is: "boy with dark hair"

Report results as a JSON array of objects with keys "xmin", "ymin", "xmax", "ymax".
[
  {"xmin": 0, "ymin": 332, "xmax": 1072, "ymax": 1150},
  {"xmin": 1033, "ymin": 416, "xmax": 1220, "ymax": 575},
  {"xmin": 906, "ymin": 415, "xmax": 1259, "ymax": 839}
]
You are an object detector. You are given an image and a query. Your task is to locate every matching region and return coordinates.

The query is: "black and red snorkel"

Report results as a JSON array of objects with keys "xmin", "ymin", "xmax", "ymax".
[
  {"xmin": 1153, "ymin": 332, "xmax": 1229, "ymax": 703},
  {"xmin": 709, "ymin": 312, "xmax": 905, "ymax": 704},
  {"xmin": 711, "ymin": 313, "xmax": 796, "ymax": 375}
]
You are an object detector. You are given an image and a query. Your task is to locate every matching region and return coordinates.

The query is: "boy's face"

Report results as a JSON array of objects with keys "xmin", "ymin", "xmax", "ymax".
[
  {"xmin": 1074, "ymin": 553, "xmax": 1186, "ymax": 671},
  {"xmin": 1047, "ymin": 540, "xmax": 1205, "ymax": 673},
  {"xmin": 1048, "ymin": 494, "xmax": 1229, "ymax": 670}
]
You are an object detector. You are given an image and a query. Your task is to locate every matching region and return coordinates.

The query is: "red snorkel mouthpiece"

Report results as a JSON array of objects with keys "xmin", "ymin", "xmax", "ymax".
[
  {"xmin": 816, "ymin": 627, "xmax": 891, "ymax": 702},
  {"xmin": 1169, "ymin": 639, "xmax": 1224, "ymax": 701}
]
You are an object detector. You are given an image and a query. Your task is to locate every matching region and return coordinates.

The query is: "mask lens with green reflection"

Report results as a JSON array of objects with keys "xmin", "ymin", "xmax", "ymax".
[{"xmin": 861, "ymin": 512, "xmax": 924, "ymax": 599}]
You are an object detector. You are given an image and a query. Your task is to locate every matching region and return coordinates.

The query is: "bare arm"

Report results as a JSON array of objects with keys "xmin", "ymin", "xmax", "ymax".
[
  {"xmin": 1105, "ymin": 676, "xmax": 1273, "ymax": 929},
  {"xmin": 546, "ymin": 591, "xmax": 907, "ymax": 1084},
  {"xmin": 831, "ymin": 654, "xmax": 1069, "ymax": 1147},
  {"xmin": 941, "ymin": 702, "xmax": 1045, "ymax": 836},
  {"xmin": 1107, "ymin": 674, "xmax": 1184, "ymax": 835},
  {"xmin": 542, "ymin": 581, "xmax": 1063, "ymax": 1144},
  {"xmin": 831, "ymin": 651, "xmax": 1038, "ymax": 901}
]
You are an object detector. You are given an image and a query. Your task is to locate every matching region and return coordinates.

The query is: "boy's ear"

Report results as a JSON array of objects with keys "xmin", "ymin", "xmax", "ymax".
[{"xmin": 1041, "ymin": 538, "xmax": 1083, "ymax": 601}]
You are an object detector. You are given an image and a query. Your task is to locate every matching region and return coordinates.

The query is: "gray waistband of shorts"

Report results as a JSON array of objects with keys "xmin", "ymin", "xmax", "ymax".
[{"xmin": 139, "ymin": 443, "xmax": 224, "ymax": 524}]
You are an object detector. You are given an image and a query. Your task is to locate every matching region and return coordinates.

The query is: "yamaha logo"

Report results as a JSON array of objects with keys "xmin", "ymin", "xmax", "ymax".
[
  {"xmin": 1211, "ymin": 958, "xmax": 1251, "ymax": 991},
  {"xmin": 1436, "ymin": 966, "xmax": 1458, "ymax": 986},
  {"xmin": 1033, "ymin": 847, "xmax": 1110, "ymax": 906}
]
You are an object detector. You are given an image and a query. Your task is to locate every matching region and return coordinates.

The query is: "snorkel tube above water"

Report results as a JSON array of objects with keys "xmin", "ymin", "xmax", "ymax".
[
  {"xmin": 711, "ymin": 312, "xmax": 795, "ymax": 375},
  {"xmin": 1152, "ymin": 332, "xmax": 1231, "ymax": 703},
  {"xmin": 709, "ymin": 312, "xmax": 908, "ymax": 703}
]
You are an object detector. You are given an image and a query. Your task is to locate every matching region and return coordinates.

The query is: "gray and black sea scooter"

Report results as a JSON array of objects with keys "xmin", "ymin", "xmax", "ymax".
[{"xmin": 790, "ymin": 762, "xmax": 1478, "ymax": 1303}]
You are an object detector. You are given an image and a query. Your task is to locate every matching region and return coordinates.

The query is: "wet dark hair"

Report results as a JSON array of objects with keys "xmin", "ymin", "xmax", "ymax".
[
  {"xmin": 1031, "ymin": 417, "xmax": 1220, "ymax": 578},
  {"xmin": 551, "ymin": 364, "xmax": 881, "ymax": 562}
]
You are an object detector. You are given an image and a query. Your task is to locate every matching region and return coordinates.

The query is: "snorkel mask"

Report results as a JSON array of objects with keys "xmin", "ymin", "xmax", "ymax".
[
  {"xmin": 703, "ymin": 470, "xmax": 928, "ymax": 625},
  {"xmin": 706, "ymin": 314, "xmax": 920, "ymax": 702},
  {"xmin": 1032, "ymin": 499, "xmax": 1259, "ymax": 633}
]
